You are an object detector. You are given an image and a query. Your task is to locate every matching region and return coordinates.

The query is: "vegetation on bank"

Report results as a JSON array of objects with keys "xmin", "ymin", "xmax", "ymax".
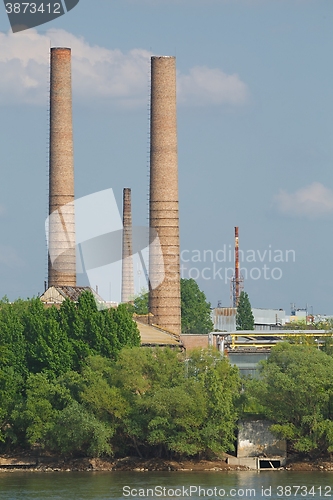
[
  {"xmin": 2, "ymin": 292, "xmax": 333, "ymax": 460},
  {"xmin": 0, "ymin": 292, "xmax": 140, "ymax": 454},
  {"xmin": 244, "ymin": 342, "xmax": 333, "ymax": 456},
  {"xmin": 0, "ymin": 292, "xmax": 239, "ymax": 458}
]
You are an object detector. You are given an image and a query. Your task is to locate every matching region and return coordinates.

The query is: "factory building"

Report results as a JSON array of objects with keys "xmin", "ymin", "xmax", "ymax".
[{"xmin": 212, "ymin": 307, "xmax": 287, "ymax": 332}]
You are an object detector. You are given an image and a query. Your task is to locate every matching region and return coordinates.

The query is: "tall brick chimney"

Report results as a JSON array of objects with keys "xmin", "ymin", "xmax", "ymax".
[
  {"xmin": 121, "ymin": 187, "xmax": 134, "ymax": 303},
  {"xmin": 149, "ymin": 56, "xmax": 181, "ymax": 335},
  {"xmin": 48, "ymin": 47, "xmax": 76, "ymax": 287}
]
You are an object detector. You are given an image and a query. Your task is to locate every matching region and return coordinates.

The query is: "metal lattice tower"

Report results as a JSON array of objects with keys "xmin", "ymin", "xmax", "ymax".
[{"xmin": 231, "ymin": 226, "xmax": 244, "ymax": 307}]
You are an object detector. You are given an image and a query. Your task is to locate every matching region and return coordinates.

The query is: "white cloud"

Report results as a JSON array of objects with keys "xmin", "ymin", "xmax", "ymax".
[
  {"xmin": 274, "ymin": 182, "xmax": 333, "ymax": 219},
  {"xmin": 178, "ymin": 66, "xmax": 248, "ymax": 106},
  {"xmin": 0, "ymin": 29, "xmax": 249, "ymax": 108},
  {"xmin": 0, "ymin": 29, "xmax": 151, "ymax": 107}
]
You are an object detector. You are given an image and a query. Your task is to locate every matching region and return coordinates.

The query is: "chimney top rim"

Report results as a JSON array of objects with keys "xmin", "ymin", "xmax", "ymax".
[
  {"xmin": 151, "ymin": 55, "xmax": 175, "ymax": 59},
  {"xmin": 51, "ymin": 47, "xmax": 71, "ymax": 51}
]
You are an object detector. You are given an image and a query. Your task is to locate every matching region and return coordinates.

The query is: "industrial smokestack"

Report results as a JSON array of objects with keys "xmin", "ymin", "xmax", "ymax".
[
  {"xmin": 121, "ymin": 187, "xmax": 134, "ymax": 303},
  {"xmin": 149, "ymin": 56, "xmax": 181, "ymax": 335},
  {"xmin": 231, "ymin": 226, "xmax": 244, "ymax": 307},
  {"xmin": 234, "ymin": 226, "xmax": 240, "ymax": 306},
  {"xmin": 48, "ymin": 47, "xmax": 76, "ymax": 287}
]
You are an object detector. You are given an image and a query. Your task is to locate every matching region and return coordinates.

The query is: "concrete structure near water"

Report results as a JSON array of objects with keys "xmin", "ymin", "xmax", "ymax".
[
  {"xmin": 48, "ymin": 47, "xmax": 76, "ymax": 287},
  {"xmin": 227, "ymin": 420, "xmax": 287, "ymax": 470},
  {"xmin": 149, "ymin": 56, "xmax": 181, "ymax": 335}
]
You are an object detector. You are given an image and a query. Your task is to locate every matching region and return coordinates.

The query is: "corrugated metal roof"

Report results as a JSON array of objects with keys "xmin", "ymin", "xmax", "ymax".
[
  {"xmin": 40, "ymin": 286, "xmax": 107, "ymax": 306},
  {"xmin": 136, "ymin": 321, "xmax": 182, "ymax": 347}
]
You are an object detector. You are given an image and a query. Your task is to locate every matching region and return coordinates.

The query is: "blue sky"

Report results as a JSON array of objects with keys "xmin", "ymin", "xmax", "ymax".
[{"xmin": 0, "ymin": 0, "xmax": 332, "ymax": 313}]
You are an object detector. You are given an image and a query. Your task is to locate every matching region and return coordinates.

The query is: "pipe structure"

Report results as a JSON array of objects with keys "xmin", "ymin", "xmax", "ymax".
[
  {"xmin": 48, "ymin": 47, "xmax": 76, "ymax": 287},
  {"xmin": 149, "ymin": 56, "xmax": 181, "ymax": 335},
  {"xmin": 121, "ymin": 188, "xmax": 134, "ymax": 303}
]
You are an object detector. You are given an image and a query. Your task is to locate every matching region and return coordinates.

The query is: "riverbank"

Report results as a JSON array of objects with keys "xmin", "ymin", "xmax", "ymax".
[
  {"xmin": 0, "ymin": 455, "xmax": 244, "ymax": 472},
  {"xmin": 1, "ymin": 454, "xmax": 333, "ymax": 472}
]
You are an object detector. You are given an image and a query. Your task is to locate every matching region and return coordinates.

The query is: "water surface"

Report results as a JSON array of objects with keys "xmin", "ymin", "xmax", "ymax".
[{"xmin": 0, "ymin": 470, "xmax": 332, "ymax": 499}]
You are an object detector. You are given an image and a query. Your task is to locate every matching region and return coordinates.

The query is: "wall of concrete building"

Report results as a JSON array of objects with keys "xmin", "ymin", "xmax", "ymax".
[{"xmin": 237, "ymin": 420, "xmax": 286, "ymax": 458}]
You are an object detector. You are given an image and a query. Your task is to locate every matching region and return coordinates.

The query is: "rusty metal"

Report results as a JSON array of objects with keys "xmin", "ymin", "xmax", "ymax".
[
  {"xmin": 231, "ymin": 226, "xmax": 244, "ymax": 307},
  {"xmin": 121, "ymin": 188, "xmax": 134, "ymax": 303},
  {"xmin": 213, "ymin": 307, "xmax": 237, "ymax": 332},
  {"xmin": 235, "ymin": 226, "xmax": 239, "ymax": 305}
]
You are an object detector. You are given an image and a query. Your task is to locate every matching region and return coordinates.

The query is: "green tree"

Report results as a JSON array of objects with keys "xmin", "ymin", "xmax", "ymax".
[
  {"xmin": 112, "ymin": 346, "xmax": 241, "ymax": 458},
  {"xmin": 23, "ymin": 372, "xmax": 73, "ymax": 448},
  {"xmin": 236, "ymin": 291, "xmax": 254, "ymax": 330},
  {"xmin": 180, "ymin": 278, "xmax": 213, "ymax": 334},
  {"xmin": 79, "ymin": 356, "xmax": 128, "ymax": 436},
  {"xmin": 23, "ymin": 301, "xmax": 73, "ymax": 376},
  {"xmin": 23, "ymin": 371, "xmax": 113, "ymax": 457},
  {"xmin": 246, "ymin": 343, "xmax": 333, "ymax": 455},
  {"xmin": 132, "ymin": 289, "xmax": 149, "ymax": 315},
  {"xmin": 58, "ymin": 292, "xmax": 140, "ymax": 367},
  {"xmin": 112, "ymin": 304, "xmax": 141, "ymax": 347},
  {"xmin": 50, "ymin": 401, "xmax": 113, "ymax": 457},
  {"xmin": 187, "ymin": 349, "xmax": 241, "ymax": 454},
  {"xmin": 0, "ymin": 366, "xmax": 24, "ymax": 446}
]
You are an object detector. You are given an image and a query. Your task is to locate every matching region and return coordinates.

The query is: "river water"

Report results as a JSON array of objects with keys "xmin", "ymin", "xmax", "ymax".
[{"xmin": 0, "ymin": 471, "xmax": 332, "ymax": 499}]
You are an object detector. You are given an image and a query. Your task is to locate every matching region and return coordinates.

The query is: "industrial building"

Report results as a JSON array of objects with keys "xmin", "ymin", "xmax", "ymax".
[{"xmin": 212, "ymin": 307, "xmax": 287, "ymax": 332}]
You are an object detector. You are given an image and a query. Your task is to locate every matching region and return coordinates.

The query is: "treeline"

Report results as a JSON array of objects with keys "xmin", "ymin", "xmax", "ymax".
[
  {"xmin": 2, "ymin": 293, "xmax": 333, "ymax": 459},
  {"xmin": 0, "ymin": 293, "xmax": 240, "ymax": 458},
  {"xmin": 0, "ymin": 292, "xmax": 140, "ymax": 454}
]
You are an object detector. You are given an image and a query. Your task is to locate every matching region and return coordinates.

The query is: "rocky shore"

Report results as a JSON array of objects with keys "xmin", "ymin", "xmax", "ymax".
[{"xmin": 1, "ymin": 454, "xmax": 333, "ymax": 473}]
